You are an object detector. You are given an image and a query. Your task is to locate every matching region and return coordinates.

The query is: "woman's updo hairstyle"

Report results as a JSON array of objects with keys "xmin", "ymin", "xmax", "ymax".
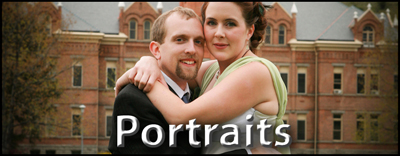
[{"xmin": 201, "ymin": 2, "xmax": 270, "ymax": 51}]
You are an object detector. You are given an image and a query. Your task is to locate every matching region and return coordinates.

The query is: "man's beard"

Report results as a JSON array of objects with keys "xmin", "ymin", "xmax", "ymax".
[{"xmin": 176, "ymin": 63, "xmax": 198, "ymax": 80}]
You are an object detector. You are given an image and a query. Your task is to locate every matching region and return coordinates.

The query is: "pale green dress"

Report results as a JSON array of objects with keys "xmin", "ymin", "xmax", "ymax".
[{"xmin": 199, "ymin": 56, "xmax": 290, "ymax": 154}]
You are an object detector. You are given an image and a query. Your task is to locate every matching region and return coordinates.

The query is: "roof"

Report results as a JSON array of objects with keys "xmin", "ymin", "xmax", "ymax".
[
  {"xmin": 56, "ymin": 2, "xmax": 179, "ymax": 34},
  {"xmin": 55, "ymin": 2, "xmax": 397, "ymax": 41}
]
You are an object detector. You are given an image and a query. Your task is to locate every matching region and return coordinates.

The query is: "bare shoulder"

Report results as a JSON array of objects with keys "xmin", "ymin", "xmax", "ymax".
[{"xmin": 195, "ymin": 60, "xmax": 217, "ymax": 86}]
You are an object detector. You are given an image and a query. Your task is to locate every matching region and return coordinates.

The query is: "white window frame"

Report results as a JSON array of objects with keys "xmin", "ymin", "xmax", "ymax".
[
  {"xmin": 129, "ymin": 19, "xmax": 137, "ymax": 40},
  {"xmin": 280, "ymin": 66, "xmax": 289, "ymax": 91},
  {"xmin": 106, "ymin": 61, "xmax": 117, "ymax": 89},
  {"xmin": 357, "ymin": 68, "xmax": 366, "ymax": 94},
  {"xmin": 143, "ymin": 20, "xmax": 152, "ymax": 40},
  {"xmin": 105, "ymin": 110, "xmax": 113, "ymax": 137},
  {"xmin": 297, "ymin": 67, "xmax": 307, "ymax": 94},
  {"xmin": 297, "ymin": 114, "xmax": 307, "ymax": 141},
  {"xmin": 278, "ymin": 25, "xmax": 286, "ymax": 45},
  {"xmin": 72, "ymin": 62, "xmax": 82, "ymax": 87}
]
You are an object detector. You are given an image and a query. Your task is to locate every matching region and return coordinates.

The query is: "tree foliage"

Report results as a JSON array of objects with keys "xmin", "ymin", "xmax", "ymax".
[
  {"xmin": 2, "ymin": 2, "xmax": 75, "ymax": 153},
  {"xmin": 357, "ymin": 19, "xmax": 398, "ymax": 143}
]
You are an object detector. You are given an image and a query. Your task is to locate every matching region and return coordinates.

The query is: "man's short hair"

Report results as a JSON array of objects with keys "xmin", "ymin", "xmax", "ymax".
[{"xmin": 152, "ymin": 6, "xmax": 202, "ymax": 44}]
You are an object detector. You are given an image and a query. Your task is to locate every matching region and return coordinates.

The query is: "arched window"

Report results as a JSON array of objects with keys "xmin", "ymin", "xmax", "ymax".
[
  {"xmin": 265, "ymin": 25, "xmax": 272, "ymax": 44},
  {"xmin": 362, "ymin": 25, "xmax": 374, "ymax": 48},
  {"xmin": 144, "ymin": 20, "xmax": 151, "ymax": 40},
  {"xmin": 278, "ymin": 25, "xmax": 286, "ymax": 45},
  {"xmin": 129, "ymin": 19, "xmax": 137, "ymax": 40}
]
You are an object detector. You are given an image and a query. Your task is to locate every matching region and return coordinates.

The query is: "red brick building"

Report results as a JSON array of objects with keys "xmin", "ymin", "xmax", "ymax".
[{"xmin": 16, "ymin": 2, "xmax": 397, "ymax": 154}]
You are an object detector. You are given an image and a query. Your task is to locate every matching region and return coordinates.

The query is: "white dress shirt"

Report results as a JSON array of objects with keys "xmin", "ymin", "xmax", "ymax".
[{"xmin": 161, "ymin": 71, "xmax": 191, "ymax": 99}]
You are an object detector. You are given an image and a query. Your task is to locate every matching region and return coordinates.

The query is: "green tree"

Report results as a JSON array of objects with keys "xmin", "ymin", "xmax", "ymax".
[
  {"xmin": 357, "ymin": 20, "xmax": 398, "ymax": 143},
  {"xmin": 2, "ymin": 2, "xmax": 79, "ymax": 153},
  {"xmin": 342, "ymin": 2, "xmax": 398, "ymax": 18}
]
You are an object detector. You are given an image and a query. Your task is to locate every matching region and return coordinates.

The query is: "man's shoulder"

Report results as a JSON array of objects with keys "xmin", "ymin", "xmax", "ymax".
[
  {"xmin": 115, "ymin": 84, "xmax": 150, "ymax": 106},
  {"xmin": 118, "ymin": 84, "xmax": 146, "ymax": 97}
]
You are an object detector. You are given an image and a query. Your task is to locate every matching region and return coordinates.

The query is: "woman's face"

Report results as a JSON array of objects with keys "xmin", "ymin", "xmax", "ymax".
[{"xmin": 203, "ymin": 2, "xmax": 253, "ymax": 62}]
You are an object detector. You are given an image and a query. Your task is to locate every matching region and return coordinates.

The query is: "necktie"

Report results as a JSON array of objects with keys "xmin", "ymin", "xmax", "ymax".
[{"xmin": 181, "ymin": 92, "xmax": 190, "ymax": 104}]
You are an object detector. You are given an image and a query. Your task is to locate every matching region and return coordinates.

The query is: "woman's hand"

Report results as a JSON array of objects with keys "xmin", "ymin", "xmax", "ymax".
[{"xmin": 115, "ymin": 56, "xmax": 166, "ymax": 97}]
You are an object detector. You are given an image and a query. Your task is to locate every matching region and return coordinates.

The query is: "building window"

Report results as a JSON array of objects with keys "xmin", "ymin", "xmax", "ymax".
[
  {"xmin": 106, "ymin": 110, "xmax": 113, "ymax": 137},
  {"xmin": 362, "ymin": 26, "xmax": 374, "ymax": 48},
  {"xmin": 333, "ymin": 114, "xmax": 342, "ymax": 141},
  {"xmin": 106, "ymin": 61, "xmax": 117, "ymax": 89},
  {"xmin": 297, "ymin": 67, "xmax": 306, "ymax": 93},
  {"xmin": 144, "ymin": 20, "xmax": 151, "ymax": 40},
  {"xmin": 357, "ymin": 68, "xmax": 365, "ymax": 94},
  {"xmin": 356, "ymin": 114, "xmax": 365, "ymax": 141},
  {"xmin": 280, "ymin": 66, "xmax": 289, "ymax": 90},
  {"xmin": 265, "ymin": 25, "xmax": 272, "ymax": 44},
  {"xmin": 334, "ymin": 73, "xmax": 342, "ymax": 90},
  {"xmin": 278, "ymin": 25, "xmax": 286, "ymax": 45},
  {"xmin": 370, "ymin": 69, "xmax": 379, "ymax": 95},
  {"xmin": 72, "ymin": 114, "xmax": 81, "ymax": 136},
  {"xmin": 30, "ymin": 149, "xmax": 40, "ymax": 154},
  {"xmin": 72, "ymin": 108, "xmax": 82, "ymax": 136},
  {"xmin": 297, "ymin": 114, "xmax": 306, "ymax": 141},
  {"xmin": 46, "ymin": 16, "xmax": 52, "ymax": 37},
  {"xmin": 72, "ymin": 63, "xmax": 82, "ymax": 87},
  {"xmin": 333, "ymin": 67, "xmax": 343, "ymax": 92},
  {"xmin": 129, "ymin": 20, "xmax": 137, "ymax": 40},
  {"xmin": 46, "ymin": 150, "xmax": 56, "ymax": 154},
  {"xmin": 370, "ymin": 114, "xmax": 379, "ymax": 142}
]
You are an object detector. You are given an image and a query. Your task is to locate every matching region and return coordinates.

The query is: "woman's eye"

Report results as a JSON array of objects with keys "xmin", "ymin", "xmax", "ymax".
[
  {"xmin": 226, "ymin": 22, "xmax": 236, "ymax": 27},
  {"xmin": 207, "ymin": 21, "xmax": 216, "ymax": 26}
]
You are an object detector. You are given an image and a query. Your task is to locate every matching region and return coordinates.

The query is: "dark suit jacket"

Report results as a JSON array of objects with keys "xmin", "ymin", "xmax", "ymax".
[
  {"xmin": 108, "ymin": 84, "xmax": 248, "ymax": 154},
  {"xmin": 108, "ymin": 84, "xmax": 201, "ymax": 154}
]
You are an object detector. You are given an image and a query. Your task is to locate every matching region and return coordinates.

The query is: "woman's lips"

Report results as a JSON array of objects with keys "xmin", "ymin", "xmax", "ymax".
[{"xmin": 214, "ymin": 43, "xmax": 228, "ymax": 49}]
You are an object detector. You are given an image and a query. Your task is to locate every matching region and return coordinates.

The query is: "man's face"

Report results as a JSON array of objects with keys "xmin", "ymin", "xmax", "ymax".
[{"xmin": 159, "ymin": 12, "xmax": 204, "ymax": 82}]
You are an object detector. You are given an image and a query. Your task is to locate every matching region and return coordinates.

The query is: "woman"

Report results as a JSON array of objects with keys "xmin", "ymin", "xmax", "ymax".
[{"xmin": 116, "ymin": 2, "xmax": 289, "ymax": 154}]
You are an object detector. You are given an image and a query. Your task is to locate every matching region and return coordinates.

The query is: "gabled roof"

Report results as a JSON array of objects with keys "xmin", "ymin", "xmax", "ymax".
[
  {"xmin": 55, "ymin": 2, "xmax": 179, "ymax": 34},
  {"xmin": 55, "ymin": 2, "xmax": 397, "ymax": 41},
  {"xmin": 263, "ymin": 2, "xmax": 360, "ymax": 41}
]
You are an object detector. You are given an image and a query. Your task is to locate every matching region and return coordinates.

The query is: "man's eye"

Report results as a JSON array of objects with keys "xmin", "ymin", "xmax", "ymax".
[
  {"xmin": 176, "ymin": 38, "xmax": 183, "ymax": 42},
  {"xmin": 195, "ymin": 40, "xmax": 203, "ymax": 44}
]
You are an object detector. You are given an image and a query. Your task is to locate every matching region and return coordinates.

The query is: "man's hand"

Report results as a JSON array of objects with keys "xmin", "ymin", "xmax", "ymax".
[{"xmin": 115, "ymin": 56, "xmax": 167, "ymax": 97}]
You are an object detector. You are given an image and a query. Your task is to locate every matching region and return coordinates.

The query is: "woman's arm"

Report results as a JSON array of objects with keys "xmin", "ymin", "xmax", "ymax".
[
  {"xmin": 147, "ymin": 61, "xmax": 279, "ymax": 125},
  {"xmin": 115, "ymin": 57, "xmax": 217, "ymax": 95}
]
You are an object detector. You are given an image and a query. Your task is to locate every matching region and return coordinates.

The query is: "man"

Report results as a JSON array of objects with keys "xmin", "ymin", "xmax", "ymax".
[
  {"xmin": 108, "ymin": 6, "xmax": 253, "ymax": 154},
  {"xmin": 108, "ymin": 6, "xmax": 204, "ymax": 154}
]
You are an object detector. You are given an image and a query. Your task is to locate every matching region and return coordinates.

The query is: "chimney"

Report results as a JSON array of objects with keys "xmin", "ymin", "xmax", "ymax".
[
  {"xmin": 118, "ymin": 2, "xmax": 125, "ymax": 11},
  {"xmin": 157, "ymin": 2, "xmax": 163, "ymax": 15},
  {"xmin": 291, "ymin": 2, "xmax": 298, "ymax": 40},
  {"xmin": 380, "ymin": 12, "xmax": 385, "ymax": 23},
  {"xmin": 354, "ymin": 11, "xmax": 358, "ymax": 23}
]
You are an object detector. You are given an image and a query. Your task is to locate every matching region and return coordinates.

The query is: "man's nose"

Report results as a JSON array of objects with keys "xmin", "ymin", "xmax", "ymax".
[{"xmin": 184, "ymin": 40, "xmax": 196, "ymax": 55}]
